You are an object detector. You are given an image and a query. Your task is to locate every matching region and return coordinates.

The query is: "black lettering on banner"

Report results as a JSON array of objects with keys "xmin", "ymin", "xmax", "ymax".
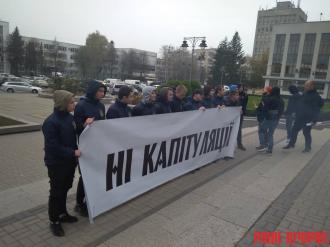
[
  {"xmin": 207, "ymin": 129, "xmax": 217, "ymax": 153},
  {"xmin": 106, "ymin": 149, "xmax": 132, "ymax": 191},
  {"xmin": 179, "ymin": 136, "xmax": 186, "ymax": 162},
  {"xmin": 125, "ymin": 149, "xmax": 133, "ymax": 183},
  {"xmin": 185, "ymin": 134, "xmax": 195, "ymax": 160},
  {"xmin": 154, "ymin": 141, "xmax": 167, "ymax": 172},
  {"xmin": 214, "ymin": 128, "xmax": 222, "ymax": 150},
  {"xmin": 219, "ymin": 127, "xmax": 225, "ymax": 151},
  {"xmin": 167, "ymin": 138, "xmax": 181, "ymax": 167},
  {"xmin": 142, "ymin": 143, "xmax": 157, "ymax": 176},
  {"xmin": 226, "ymin": 123, "xmax": 234, "ymax": 147},
  {"xmin": 223, "ymin": 126, "xmax": 230, "ymax": 148},
  {"xmin": 199, "ymin": 130, "xmax": 210, "ymax": 155},
  {"xmin": 193, "ymin": 132, "xmax": 202, "ymax": 158}
]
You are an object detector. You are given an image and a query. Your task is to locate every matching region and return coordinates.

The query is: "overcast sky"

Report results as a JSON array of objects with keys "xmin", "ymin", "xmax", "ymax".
[{"xmin": 1, "ymin": 0, "xmax": 329, "ymax": 56}]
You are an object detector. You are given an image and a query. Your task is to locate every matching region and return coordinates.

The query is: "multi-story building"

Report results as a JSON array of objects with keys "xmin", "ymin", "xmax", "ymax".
[
  {"xmin": 264, "ymin": 21, "xmax": 330, "ymax": 99},
  {"xmin": 22, "ymin": 36, "xmax": 81, "ymax": 76},
  {"xmin": 116, "ymin": 48, "xmax": 157, "ymax": 81},
  {"xmin": 0, "ymin": 20, "xmax": 9, "ymax": 73},
  {"xmin": 253, "ymin": 1, "xmax": 307, "ymax": 58}
]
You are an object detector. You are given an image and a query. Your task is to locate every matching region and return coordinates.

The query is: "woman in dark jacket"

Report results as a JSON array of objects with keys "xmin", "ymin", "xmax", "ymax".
[
  {"xmin": 42, "ymin": 90, "xmax": 81, "ymax": 237},
  {"xmin": 154, "ymin": 87, "xmax": 173, "ymax": 114}
]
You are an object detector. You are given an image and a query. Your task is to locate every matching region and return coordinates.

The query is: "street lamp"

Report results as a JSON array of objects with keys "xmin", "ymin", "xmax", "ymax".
[{"xmin": 181, "ymin": 37, "xmax": 207, "ymax": 82}]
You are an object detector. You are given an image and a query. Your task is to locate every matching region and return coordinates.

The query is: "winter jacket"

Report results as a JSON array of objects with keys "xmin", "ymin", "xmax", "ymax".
[
  {"xmin": 74, "ymin": 81, "xmax": 105, "ymax": 136},
  {"xmin": 183, "ymin": 99, "xmax": 204, "ymax": 111},
  {"xmin": 132, "ymin": 102, "xmax": 156, "ymax": 116},
  {"xmin": 171, "ymin": 96, "xmax": 185, "ymax": 112},
  {"xmin": 42, "ymin": 108, "xmax": 78, "ymax": 166},
  {"xmin": 213, "ymin": 96, "xmax": 224, "ymax": 107},
  {"xmin": 296, "ymin": 90, "xmax": 324, "ymax": 122},
  {"xmin": 106, "ymin": 99, "xmax": 131, "ymax": 119},
  {"xmin": 263, "ymin": 95, "xmax": 284, "ymax": 121}
]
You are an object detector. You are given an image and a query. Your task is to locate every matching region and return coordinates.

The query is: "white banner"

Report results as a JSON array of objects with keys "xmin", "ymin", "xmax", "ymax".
[{"xmin": 79, "ymin": 107, "xmax": 241, "ymax": 221}]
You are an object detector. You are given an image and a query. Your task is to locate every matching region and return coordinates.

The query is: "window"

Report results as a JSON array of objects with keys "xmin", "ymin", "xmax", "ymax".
[
  {"xmin": 299, "ymin": 33, "xmax": 316, "ymax": 78},
  {"xmin": 315, "ymin": 33, "xmax": 330, "ymax": 79},
  {"xmin": 285, "ymin": 34, "xmax": 300, "ymax": 77},
  {"xmin": 271, "ymin": 34, "xmax": 286, "ymax": 76}
]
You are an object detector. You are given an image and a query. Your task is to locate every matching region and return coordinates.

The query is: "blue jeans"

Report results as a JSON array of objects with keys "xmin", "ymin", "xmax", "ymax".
[{"xmin": 259, "ymin": 119, "xmax": 278, "ymax": 152}]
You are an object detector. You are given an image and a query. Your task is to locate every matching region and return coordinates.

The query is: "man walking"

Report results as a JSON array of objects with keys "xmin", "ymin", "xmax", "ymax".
[{"xmin": 283, "ymin": 80, "xmax": 324, "ymax": 152}]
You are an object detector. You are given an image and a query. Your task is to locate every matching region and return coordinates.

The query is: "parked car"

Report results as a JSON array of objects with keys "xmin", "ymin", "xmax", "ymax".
[
  {"xmin": 0, "ymin": 81, "xmax": 42, "ymax": 94},
  {"xmin": 108, "ymin": 83, "xmax": 126, "ymax": 95},
  {"xmin": 32, "ymin": 79, "xmax": 49, "ymax": 88}
]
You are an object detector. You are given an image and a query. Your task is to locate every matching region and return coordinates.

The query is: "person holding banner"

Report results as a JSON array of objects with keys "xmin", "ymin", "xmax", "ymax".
[
  {"xmin": 213, "ymin": 86, "xmax": 225, "ymax": 107},
  {"xmin": 106, "ymin": 85, "xmax": 133, "ymax": 119},
  {"xmin": 74, "ymin": 80, "xmax": 106, "ymax": 217},
  {"xmin": 132, "ymin": 86, "xmax": 157, "ymax": 116},
  {"xmin": 171, "ymin": 85, "xmax": 187, "ymax": 112},
  {"xmin": 154, "ymin": 87, "xmax": 174, "ymax": 114},
  {"xmin": 183, "ymin": 89, "xmax": 206, "ymax": 111},
  {"xmin": 42, "ymin": 90, "xmax": 81, "ymax": 237}
]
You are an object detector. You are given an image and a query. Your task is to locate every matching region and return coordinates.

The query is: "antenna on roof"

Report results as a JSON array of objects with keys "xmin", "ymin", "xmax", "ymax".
[{"xmin": 320, "ymin": 12, "xmax": 323, "ymax": 21}]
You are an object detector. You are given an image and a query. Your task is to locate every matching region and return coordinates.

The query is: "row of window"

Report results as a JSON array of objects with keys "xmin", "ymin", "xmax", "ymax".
[{"xmin": 271, "ymin": 33, "xmax": 330, "ymax": 79}]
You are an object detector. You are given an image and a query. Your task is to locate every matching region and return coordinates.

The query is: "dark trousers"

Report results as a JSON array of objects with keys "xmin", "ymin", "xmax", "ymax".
[
  {"xmin": 288, "ymin": 119, "xmax": 312, "ymax": 150},
  {"xmin": 47, "ymin": 163, "xmax": 76, "ymax": 222},
  {"xmin": 285, "ymin": 114, "xmax": 295, "ymax": 140},
  {"xmin": 76, "ymin": 167, "xmax": 85, "ymax": 205},
  {"xmin": 237, "ymin": 114, "xmax": 243, "ymax": 145}
]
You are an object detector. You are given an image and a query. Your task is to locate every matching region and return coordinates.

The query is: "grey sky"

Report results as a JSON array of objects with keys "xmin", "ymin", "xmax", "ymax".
[{"xmin": 1, "ymin": 0, "xmax": 329, "ymax": 56}]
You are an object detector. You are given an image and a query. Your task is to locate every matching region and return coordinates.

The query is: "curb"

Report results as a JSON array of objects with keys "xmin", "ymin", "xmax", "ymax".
[{"xmin": 0, "ymin": 113, "xmax": 41, "ymax": 135}]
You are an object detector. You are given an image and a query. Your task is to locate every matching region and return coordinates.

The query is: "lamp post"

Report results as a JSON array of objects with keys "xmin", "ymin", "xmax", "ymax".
[{"xmin": 181, "ymin": 37, "xmax": 207, "ymax": 82}]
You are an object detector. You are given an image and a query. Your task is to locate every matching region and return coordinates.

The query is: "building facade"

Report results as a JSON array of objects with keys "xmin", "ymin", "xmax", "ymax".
[
  {"xmin": 264, "ymin": 21, "xmax": 330, "ymax": 99},
  {"xmin": 253, "ymin": 1, "xmax": 307, "ymax": 58},
  {"xmin": 116, "ymin": 48, "xmax": 157, "ymax": 81},
  {"xmin": 22, "ymin": 36, "xmax": 81, "ymax": 76},
  {"xmin": 0, "ymin": 20, "xmax": 9, "ymax": 73}
]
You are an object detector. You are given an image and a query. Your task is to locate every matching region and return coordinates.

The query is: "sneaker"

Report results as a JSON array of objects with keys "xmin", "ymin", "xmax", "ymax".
[
  {"xmin": 265, "ymin": 150, "xmax": 272, "ymax": 155},
  {"xmin": 49, "ymin": 221, "xmax": 64, "ymax": 237},
  {"xmin": 74, "ymin": 204, "xmax": 88, "ymax": 217},
  {"xmin": 302, "ymin": 148, "xmax": 311, "ymax": 153},
  {"xmin": 257, "ymin": 146, "xmax": 267, "ymax": 152},
  {"xmin": 59, "ymin": 213, "xmax": 78, "ymax": 223},
  {"xmin": 285, "ymin": 139, "xmax": 290, "ymax": 144},
  {"xmin": 237, "ymin": 144, "xmax": 246, "ymax": 151},
  {"xmin": 283, "ymin": 144, "xmax": 294, "ymax": 149},
  {"xmin": 256, "ymin": 145, "xmax": 265, "ymax": 150}
]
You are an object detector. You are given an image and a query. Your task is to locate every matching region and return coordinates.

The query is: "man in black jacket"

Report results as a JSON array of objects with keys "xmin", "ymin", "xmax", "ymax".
[
  {"xmin": 74, "ymin": 80, "xmax": 106, "ymax": 217},
  {"xmin": 106, "ymin": 85, "xmax": 133, "ymax": 119},
  {"xmin": 183, "ymin": 89, "xmax": 206, "ymax": 111},
  {"xmin": 171, "ymin": 85, "xmax": 187, "ymax": 112},
  {"xmin": 258, "ymin": 87, "xmax": 284, "ymax": 154},
  {"xmin": 132, "ymin": 86, "xmax": 157, "ymax": 116},
  {"xmin": 283, "ymin": 80, "xmax": 324, "ymax": 152},
  {"xmin": 42, "ymin": 90, "xmax": 81, "ymax": 237},
  {"xmin": 285, "ymin": 85, "xmax": 301, "ymax": 143}
]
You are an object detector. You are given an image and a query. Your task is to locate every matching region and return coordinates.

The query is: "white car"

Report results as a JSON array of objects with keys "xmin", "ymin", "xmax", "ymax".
[{"xmin": 0, "ymin": 81, "xmax": 42, "ymax": 94}]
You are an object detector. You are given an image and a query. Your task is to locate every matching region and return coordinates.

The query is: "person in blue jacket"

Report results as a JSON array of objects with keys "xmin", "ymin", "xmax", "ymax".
[
  {"xmin": 284, "ymin": 85, "xmax": 301, "ymax": 143},
  {"xmin": 42, "ymin": 90, "xmax": 81, "ymax": 237},
  {"xmin": 106, "ymin": 85, "xmax": 133, "ymax": 119},
  {"xmin": 213, "ymin": 86, "xmax": 225, "ymax": 107},
  {"xmin": 73, "ymin": 80, "xmax": 106, "ymax": 217},
  {"xmin": 132, "ymin": 86, "xmax": 157, "ymax": 116},
  {"xmin": 183, "ymin": 89, "xmax": 206, "ymax": 111}
]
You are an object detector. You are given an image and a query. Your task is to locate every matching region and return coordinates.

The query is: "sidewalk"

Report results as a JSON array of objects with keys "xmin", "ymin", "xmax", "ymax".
[{"xmin": 1, "ymin": 126, "xmax": 329, "ymax": 247}]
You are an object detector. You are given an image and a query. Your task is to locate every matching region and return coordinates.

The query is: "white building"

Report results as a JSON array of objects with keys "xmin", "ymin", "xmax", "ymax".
[
  {"xmin": 0, "ymin": 20, "xmax": 10, "ymax": 73},
  {"xmin": 22, "ymin": 36, "xmax": 81, "ymax": 76},
  {"xmin": 264, "ymin": 21, "xmax": 330, "ymax": 99},
  {"xmin": 253, "ymin": 1, "xmax": 307, "ymax": 58}
]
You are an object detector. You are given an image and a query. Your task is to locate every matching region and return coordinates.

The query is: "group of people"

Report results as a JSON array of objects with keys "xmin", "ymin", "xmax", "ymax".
[
  {"xmin": 42, "ymin": 79, "xmax": 323, "ymax": 237},
  {"xmin": 255, "ymin": 80, "xmax": 324, "ymax": 154},
  {"xmin": 42, "ymin": 80, "xmax": 248, "ymax": 236}
]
